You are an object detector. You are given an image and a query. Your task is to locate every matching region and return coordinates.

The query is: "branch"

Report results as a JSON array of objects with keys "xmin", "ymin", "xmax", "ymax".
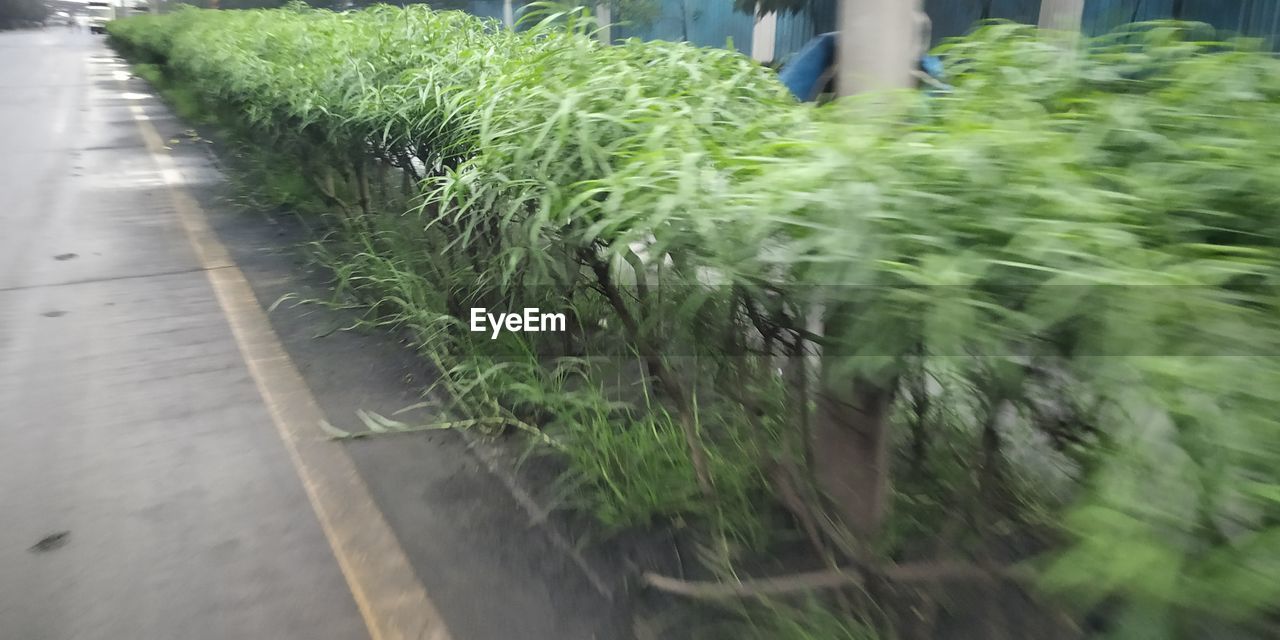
[
  {"xmin": 310, "ymin": 172, "xmax": 355, "ymax": 218},
  {"xmin": 643, "ymin": 561, "xmax": 1018, "ymax": 600},
  {"xmin": 882, "ymin": 560, "xmax": 1006, "ymax": 582},
  {"xmin": 583, "ymin": 248, "xmax": 714, "ymax": 498},
  {"xmin": 642, "ymin": 568, "xmax": 862, "ymax": 599}
]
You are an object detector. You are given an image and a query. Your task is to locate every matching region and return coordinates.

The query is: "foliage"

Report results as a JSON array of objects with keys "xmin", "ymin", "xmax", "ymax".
[{"xmin": 110, "ymin": 9, "xmax": 1280, "ymax": 638}]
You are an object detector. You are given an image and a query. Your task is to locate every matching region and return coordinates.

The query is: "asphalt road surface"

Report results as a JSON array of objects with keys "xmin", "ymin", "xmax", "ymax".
[{"xmin": 1, "ymin": 28, "xmax": 631, "ymax": 640}]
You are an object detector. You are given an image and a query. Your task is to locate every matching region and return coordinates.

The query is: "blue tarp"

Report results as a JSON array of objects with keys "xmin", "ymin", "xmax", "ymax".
[
  {"xmin": 777, "ymin": 32, "xmax": 836, "ymax": 101},
  {"xmin": 776, "ymin": 32, "xmax": 947, "ymax": 101}
]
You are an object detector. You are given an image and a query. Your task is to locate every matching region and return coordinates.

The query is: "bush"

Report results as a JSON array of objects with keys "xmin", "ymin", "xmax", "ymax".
[{"xmin": 110, "ymin": 8, "xmax": 1280, "ymax": 637}]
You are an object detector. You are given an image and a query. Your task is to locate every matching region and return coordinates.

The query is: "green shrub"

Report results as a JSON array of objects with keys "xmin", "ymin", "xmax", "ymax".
[{"xmin": 110, "ymin": 8, "xmax": 1280, "ymax": 637}]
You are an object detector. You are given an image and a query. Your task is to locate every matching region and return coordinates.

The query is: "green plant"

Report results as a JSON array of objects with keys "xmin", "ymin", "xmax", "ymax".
[{"xmin": 109, "ymin": 10, "xmax": 1280, "ymax": 638}]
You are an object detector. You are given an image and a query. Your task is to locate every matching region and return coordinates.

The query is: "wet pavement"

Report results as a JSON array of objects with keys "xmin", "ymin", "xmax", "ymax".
[
  {"xmin": 0, "ymin": 28, "xmax": 371, "ymax": 640},
  {"xmin": 0, "ymin": 28, "xmax": 631, "ymax": 640}
]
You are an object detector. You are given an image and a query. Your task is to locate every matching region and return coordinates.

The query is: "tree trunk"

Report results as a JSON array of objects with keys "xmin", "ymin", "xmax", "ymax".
[
  {"xmin": 355, "ymin": 159, "xmax": 372, "ymax": 217},
  {"xmin": 595, "ymin": 3, "xmax": 611, "ymax": 44},
  {"xmin": 1037, "ymin": 0, "xmax": 1084, "ymax": 31},
  {"xmin": 837, "ymin": 0, "xmax": 925, "ymax": 95},
  {"xmin": 812, "ymin": 368, "xmax": 896, "ymax": 539},
  {"xmin": 751, "ymin": 5, "xmax": 777, "ymax": 63}
]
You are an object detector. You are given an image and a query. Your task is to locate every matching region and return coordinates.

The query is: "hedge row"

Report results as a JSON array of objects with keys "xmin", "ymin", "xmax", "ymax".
[{"xmin": 110, "ymin": 7, "xmax": 1280, "ymax": 636}]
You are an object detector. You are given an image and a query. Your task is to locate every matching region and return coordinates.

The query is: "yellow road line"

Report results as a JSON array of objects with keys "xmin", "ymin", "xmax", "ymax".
[{"xmin": 124, "ymin": 96, "xmax": 451, "ymax": 640}]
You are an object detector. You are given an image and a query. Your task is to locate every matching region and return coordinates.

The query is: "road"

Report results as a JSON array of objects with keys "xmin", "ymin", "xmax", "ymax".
[{"xmin": 1, "ymin": 28, "xmax": 632, "ymax": 640}]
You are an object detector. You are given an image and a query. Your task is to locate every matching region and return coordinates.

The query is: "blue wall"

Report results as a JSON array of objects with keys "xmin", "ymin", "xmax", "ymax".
[
  {"xmin": 926, "ymin": 0, "xmax": 1280, "ymax": 50},
  {"xmin": 461, "ymin": 0, "xmax": 1280, "ymax": 63},
  {"xmin": 793, "ymin": 0, "xmax": 1280, "ymax": 60},
  {"xmin": 470, "ymin": 0, "xmax": 504, "ymax": 21},
  {"xmin": 612, "ymin": 0, "xmax": 754, "ymax": 53},
  {"xmin": 774, "ymin": 0, "xmax": 835, "ymax": 63}
]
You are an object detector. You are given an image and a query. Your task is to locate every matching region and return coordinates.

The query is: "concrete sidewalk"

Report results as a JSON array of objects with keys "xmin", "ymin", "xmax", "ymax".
[
  {"xmin": 0, "ymin": 28, "xmax": 375, "ymax": 640},
  {"xmin": 1, "ymin": 28, "xmax": 632, "ymax": 640}
]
